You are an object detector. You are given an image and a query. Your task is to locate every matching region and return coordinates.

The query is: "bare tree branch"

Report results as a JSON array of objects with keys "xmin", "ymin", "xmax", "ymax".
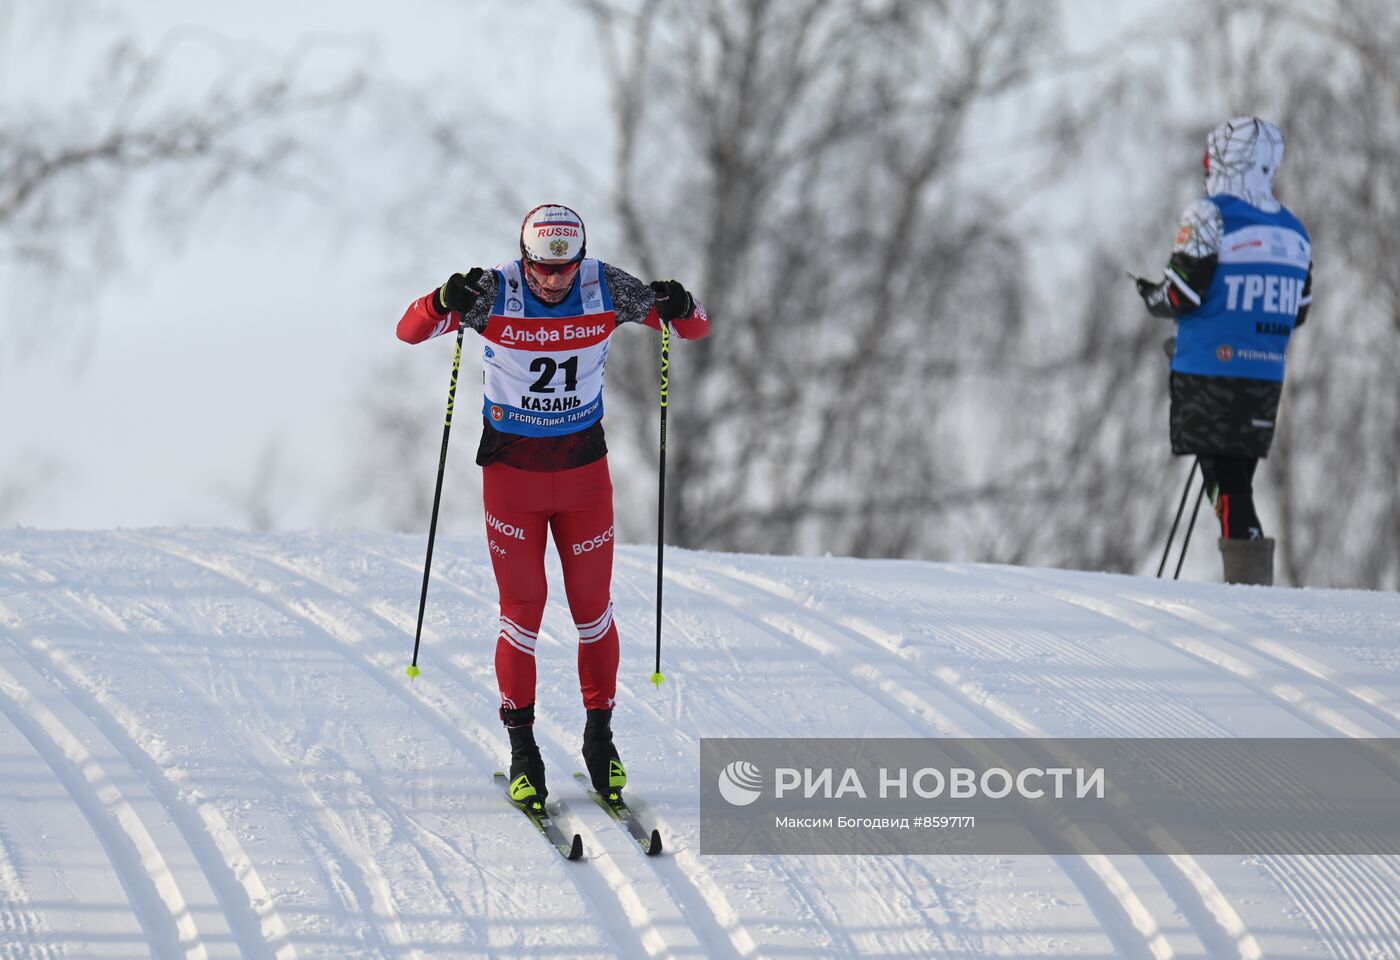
[{"xmin": 0, "ymin": 14, "xmax": 365, "ymax": 363}]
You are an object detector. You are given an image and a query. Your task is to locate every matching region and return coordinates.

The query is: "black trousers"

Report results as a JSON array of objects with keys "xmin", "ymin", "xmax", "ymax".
[{"xmin": 1198, "ymin": 455, "xmax": 1262, "ymax": 539}]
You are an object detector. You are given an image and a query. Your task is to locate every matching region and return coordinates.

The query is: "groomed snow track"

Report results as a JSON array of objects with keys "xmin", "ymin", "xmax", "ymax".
[{"xmin": 0, "ymin": 529, "xmax": 1396, "ymax": 958}]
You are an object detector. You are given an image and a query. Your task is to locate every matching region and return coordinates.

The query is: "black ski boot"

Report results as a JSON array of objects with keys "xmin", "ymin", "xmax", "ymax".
[
  {"xmin": 581, "ymin": 708, "xmax": 627, "ymax": 799},
  {"xmin": 502, "ymin": 704, "xmax": 547, "ymax": 806}
]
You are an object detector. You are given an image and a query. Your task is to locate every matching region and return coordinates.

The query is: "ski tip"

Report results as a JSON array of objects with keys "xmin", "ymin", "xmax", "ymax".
[
  {"xmin": 647, "ymin": 829, "xmax": 663, "ymax": 856},
  {"xmin": 567, "ymin": 833, "xmax": 584, "ymax": 860}
]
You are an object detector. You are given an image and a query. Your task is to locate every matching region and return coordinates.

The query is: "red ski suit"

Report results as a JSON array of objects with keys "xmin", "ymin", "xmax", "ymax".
[{"xmin": 397, "ymin": 260, "xmax": 708, "ymax": 711}]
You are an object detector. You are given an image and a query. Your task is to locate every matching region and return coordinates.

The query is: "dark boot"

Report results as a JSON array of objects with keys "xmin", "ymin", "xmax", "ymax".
[
  {"xmin": 1218, "ymin": 536, "xmax": 1274, "ymax": 586},
  {"xmin": 501, "ymin": 704, "xmax": 547, "ymax": 805},
  {"xmin": 581, "ymin": 708, "xmax": 627, "ymax": 799}
]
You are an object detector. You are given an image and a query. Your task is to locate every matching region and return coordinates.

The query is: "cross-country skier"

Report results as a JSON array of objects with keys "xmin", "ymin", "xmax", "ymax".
[
  {"xmin": 1134, "ymin": 117, "xmax": 1313, "ymax": 586},
  {"xmin": 396, "ymin": 204, "xmax": 709, "ymax": 805}
]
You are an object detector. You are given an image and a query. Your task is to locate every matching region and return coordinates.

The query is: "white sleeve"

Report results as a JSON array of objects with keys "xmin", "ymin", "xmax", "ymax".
[{"xmin": 1171, "ymin": 198, "xmax": 1223, "ymax": 259}]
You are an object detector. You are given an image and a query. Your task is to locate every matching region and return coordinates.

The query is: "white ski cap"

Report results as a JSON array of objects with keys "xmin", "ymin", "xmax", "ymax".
[{"xmin": 519, "ymin": 203, "xmax": 586, "ymax": 262}]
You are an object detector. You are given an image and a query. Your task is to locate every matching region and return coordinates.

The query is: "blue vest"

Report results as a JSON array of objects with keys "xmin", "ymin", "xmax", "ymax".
[{"xmin": 1172, "ymin": 196, "xmax": 1310, "ymax": 382}]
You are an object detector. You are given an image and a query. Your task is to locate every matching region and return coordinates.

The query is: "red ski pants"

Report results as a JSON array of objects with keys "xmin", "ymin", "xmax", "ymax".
[{"xmin": 482, "ymin": 457, "xmax": 619, "ymax": 712}]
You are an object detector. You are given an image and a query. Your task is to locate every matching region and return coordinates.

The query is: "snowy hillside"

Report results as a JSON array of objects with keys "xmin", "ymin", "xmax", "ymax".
[{"xmin": 1, "ymin": 528, "xmax": 1398, "ymax": 959}]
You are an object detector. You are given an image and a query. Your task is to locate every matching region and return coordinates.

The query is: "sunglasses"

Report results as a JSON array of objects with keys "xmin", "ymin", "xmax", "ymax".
[{"xmin": 527, "ymin": 259, "xmax": 581, "ymax": 277}]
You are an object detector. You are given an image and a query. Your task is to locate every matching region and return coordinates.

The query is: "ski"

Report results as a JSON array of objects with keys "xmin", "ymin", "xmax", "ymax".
[
  {"xmin": 493, "ymin": 771, "xmax": 583, "ymax": 861},
  {"xmin": 573, "ymin": 771, "xmax": 663, "ymax": 855}
]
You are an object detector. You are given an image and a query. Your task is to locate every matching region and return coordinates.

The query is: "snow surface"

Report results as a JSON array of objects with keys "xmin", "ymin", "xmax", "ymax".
[{"xmin": 0, "ymin": 528, "xmax": 1397, "ymax": 959}]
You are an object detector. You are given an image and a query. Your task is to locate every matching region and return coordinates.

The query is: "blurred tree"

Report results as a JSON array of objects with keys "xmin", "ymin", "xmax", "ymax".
[
  {"xmin": 0, "ymin": 3, "xmax": 363, "ymax": 526},
  {"xmin": 587, "ymin": 0, "xmax": 1165, "ymax": 564},
  {"xmin": 219, "ymin": 438, "xmax": 290, "ymax": 532},
  {"xmin": 0, "ymin": 5, "xmax": 363, "ymax": 367},
  {"xmin": 336, "ymin": 350, "xmax": 475, "ymax": 535}
]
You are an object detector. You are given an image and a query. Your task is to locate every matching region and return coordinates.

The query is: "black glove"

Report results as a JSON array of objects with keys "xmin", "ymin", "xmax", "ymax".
[
  {"xmin": 1133, "ymin": 276, "xmax": 1159, "ymax": 301},
  {"xmin": 648, "ymin": 279, "xmax": 694, "ymax": 323},
  {"xmin": 1133, "ymin": 274, "xmax": 1177, "ymax": 317},
  {"xmin": 436, "ymin": 267, "xmax": 487, "ymax": 314}
]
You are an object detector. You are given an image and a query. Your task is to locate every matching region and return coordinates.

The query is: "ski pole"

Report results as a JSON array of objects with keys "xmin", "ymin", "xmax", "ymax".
[
  {"xmin": 1173, "ymin": 480, "xmax": 1207, "ymax": 581},
  {"xmin": 651, "ymin": 320, "xmax": 670, "ymax": 688},
  {"xmin": 407, "ymin": 319, "xmax": 468, "ymax": 680},
  {"xmin": 1157, "ymin": 459, "xmax": 1200, "ymax": 577}
]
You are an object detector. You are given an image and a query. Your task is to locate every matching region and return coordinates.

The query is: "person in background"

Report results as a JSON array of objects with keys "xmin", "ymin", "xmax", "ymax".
[{"xmin": 1134, "ymin": 117, "xmax": 1313, "ymax": 585}]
